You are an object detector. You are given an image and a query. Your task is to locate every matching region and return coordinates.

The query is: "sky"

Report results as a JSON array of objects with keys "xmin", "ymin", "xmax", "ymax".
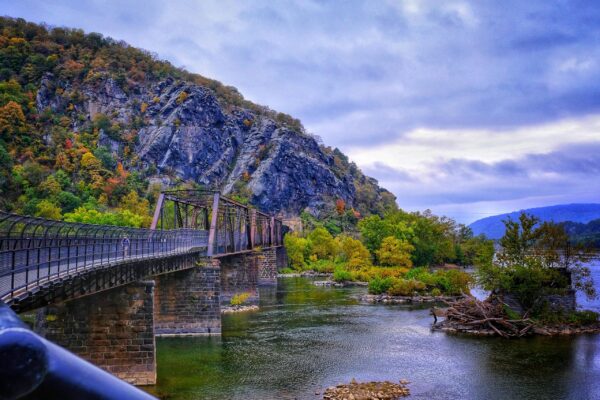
[{"xmin": 2, "ymin": 0, "xmax": 600, "ymax": 223}]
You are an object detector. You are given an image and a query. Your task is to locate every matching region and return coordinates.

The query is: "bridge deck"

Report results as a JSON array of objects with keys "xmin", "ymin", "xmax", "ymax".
[{"xmin": 0, "ymin": 191, "xmax": 283, "ymax": 309}]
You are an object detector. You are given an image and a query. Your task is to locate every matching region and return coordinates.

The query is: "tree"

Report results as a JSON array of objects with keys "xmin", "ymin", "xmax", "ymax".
[
  {"xmin": 307, "ymin": 227, "xmax": 337, "ymax": 260},
  {"xmin": 39, "ymin": 175, "xmax": 61, "ymax": 196},
  {"xmin": 335, "ymin": 198, "xmax": 345, "ymax": 215},
  {"xmin": 477, "ymin": 213, "xmax": 596, "ymax": 314},
  {"xmin": 283, "ymin": 233, "xmax": 311, "ymax": 270},
  {"xmin": 376, "ymin": 236, "xmax": 414, "ymax": 268},
  {"xmin": 35, "ymin": 199, "xmax": 62, "ymax": 220},
  {"xmin": 336, "ymin": 235, "xmax": 372, "ymax": 269},
  {"xmin": 120, "ymin": 190, "xmax": 151, "ymax": 227},
  {"xmin": 0, "ymin": 101, "xmax": 27, "ymax": 144}
]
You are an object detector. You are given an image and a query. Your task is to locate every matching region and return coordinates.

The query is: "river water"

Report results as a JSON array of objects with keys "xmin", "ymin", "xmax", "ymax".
[{"xmin": 148, "ymin": 262, "xmax": 600, "ymax": 400}]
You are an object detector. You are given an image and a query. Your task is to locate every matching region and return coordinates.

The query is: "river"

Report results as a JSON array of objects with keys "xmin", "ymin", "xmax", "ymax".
[{"xmin": 148, "ymin": 261, "xmax": 600, "ymax": 400}]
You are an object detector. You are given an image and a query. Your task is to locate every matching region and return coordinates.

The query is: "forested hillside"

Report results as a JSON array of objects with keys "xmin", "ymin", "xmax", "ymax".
[
  {"xmin": 470, "ymin": 204, "xmax": 600, "ymax": 239},
  {"xmin": 0, "ymin": 17, "xmax": 396, "ymax": 227},
  {"xmin": 562, "ymin": 219, "xmax": 600, "ymax": 248}
]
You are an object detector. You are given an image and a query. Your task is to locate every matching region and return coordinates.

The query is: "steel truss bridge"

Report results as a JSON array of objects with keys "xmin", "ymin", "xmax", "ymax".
[{"xmin": 0, "ymin": 190, "xmax": 283, "ymax": 312}]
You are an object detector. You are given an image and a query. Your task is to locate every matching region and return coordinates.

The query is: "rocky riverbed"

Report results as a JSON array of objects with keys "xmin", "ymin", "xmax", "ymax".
[
  {"xmin": 278, "ymin": 272, "xmax": 332, "ymax": 278},
  {"xmin": 360, "ymin": 293, "xmax": 463, "ymax": 305},
  {"xmin": 314, "ymin": 280, "xmax": 369, "ymax": 288},
  {"xmin": 221, "ymin": 305, "xmax": 259, "ymax": 314},
  {"xmin": 321, "ymin": 379, "xmax": 410, "ymax": 400}
]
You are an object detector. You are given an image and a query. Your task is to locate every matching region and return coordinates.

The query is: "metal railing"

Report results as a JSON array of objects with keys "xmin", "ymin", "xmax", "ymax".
[
  {"xmin": 0, "ymin": 301, "xmax": 157, "ymax": 400},
  {"xmin": 0, "ymin": 212, "xmax": 207, "ymax": 303}
]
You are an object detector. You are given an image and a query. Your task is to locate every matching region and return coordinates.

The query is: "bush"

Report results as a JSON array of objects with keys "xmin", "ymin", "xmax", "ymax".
[
  {"xmin": 352, "ymin": 266, "xmax": 409, "ymax": 282},
  {"xmin": 230, "ymin": 292, "xmax": 252, "ymax": 306},
  {"xmin": 307, "ymin": 259, "xmax": 340, "ymax": 273},
  {"xmin": 431, "ymin": 288, "xmax": 442, "ymax": 297},
  {"xmin": 404, "ymin": 267, "xmax": 472, "ymax": 296},
  {"xmin": 333, "ymin": 267, "xmax": 353, "ymax": 282},
  {"xmin": 368, "ymin": 276, "xmax": 395, "ymax": 294},
  {"xmin": 387, "ymin": 279, "xmax": 426, "ymax": 296},
  {"xmin": 568, "ymin": 310, "xmax": 598, "ymax": 326}
]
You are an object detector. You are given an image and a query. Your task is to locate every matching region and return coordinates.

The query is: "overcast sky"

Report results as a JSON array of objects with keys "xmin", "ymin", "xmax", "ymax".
[{"xmin": 3, "ymin": 0, "xmax": 600, "ymax": 223}]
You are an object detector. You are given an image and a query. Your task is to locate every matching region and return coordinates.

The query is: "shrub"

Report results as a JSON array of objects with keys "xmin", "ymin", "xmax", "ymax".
[
  {"xmin": 333, "ymin": 267, "xmax": 353, "ymax": 282},
  {"xmin": 352, "ymin": 266, "xmax": 409, "ymax": 282},
  {"xmin": 403, "ymin": 267, "xmax": 472, "ymax": 295},
  {"xmin": 568, "ymin": 310, "xmax": 598, "ymax": 326},
  {"xmin": 307, "ymin": 259, "xmax": 340, "ymax": 273},
  {"xmin": 230, "ymin": 292, "xmax": 252, "ymax": 306},
  {"xmin": 387, "ymin": 279, "xmax": 426, "ymax": 296},
  {"xmin": 368, "ymin": 276, "xmax": 395, "ymax": 294},
  {"xmin": 431, "ymin": 288, "xmax": 442, "ymax": 297}
]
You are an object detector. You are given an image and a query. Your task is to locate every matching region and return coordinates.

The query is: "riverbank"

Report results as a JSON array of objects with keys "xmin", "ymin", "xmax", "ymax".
[
  {"xmin": 433, "ymin": 319, "xmax": 600, "ymax": 336},
  {"xmin": 431, "ymin": 296, "xmax": 600, "ymax": 337}
]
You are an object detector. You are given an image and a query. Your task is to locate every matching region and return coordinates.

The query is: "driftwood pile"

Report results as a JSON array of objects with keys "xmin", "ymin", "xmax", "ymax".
[{"xmin": 434, "ymin": 296, "xmax": 535, "ymax": 338}]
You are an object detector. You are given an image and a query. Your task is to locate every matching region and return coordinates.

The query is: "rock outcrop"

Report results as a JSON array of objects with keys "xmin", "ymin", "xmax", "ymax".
[{"xmin": 36, "ymin": 72, "xmax": 395, "ymax": 217}]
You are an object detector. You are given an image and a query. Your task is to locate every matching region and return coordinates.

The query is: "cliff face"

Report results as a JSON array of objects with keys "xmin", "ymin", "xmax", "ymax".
[
  {"xmin": 2, "ymin": 17, "xmax": 396, "ymax": 218},
  {"xmin": 35, "ymin": 73, "xmax": 393, "ymax": 216}
]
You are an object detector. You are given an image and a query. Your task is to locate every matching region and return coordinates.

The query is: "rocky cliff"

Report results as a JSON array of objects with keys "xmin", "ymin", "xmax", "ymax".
[{"xmin": 1, "ymin": 17, "xmax": 396, "ymax": 219}]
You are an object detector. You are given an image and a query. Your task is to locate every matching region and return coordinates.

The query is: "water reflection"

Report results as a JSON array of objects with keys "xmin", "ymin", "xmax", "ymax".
[{"xmin": 149, "ymin": 274, "xmax": 600, "ymax": 400}]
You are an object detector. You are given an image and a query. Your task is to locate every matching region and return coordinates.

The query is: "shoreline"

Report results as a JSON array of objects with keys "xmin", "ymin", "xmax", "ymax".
[{"xmin": 432, "ymin": 320, "xmax": 600, "ymax": 336}]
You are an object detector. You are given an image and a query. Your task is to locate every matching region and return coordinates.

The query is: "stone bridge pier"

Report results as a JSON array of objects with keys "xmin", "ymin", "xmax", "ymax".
[
  {"xmin": 32, "ymin": 248, "xmax": 287, "ymax": 385},
  {"xmin": 36, "ymin": 281, "xmax": 157, "ymax": 385},
  {"xmin": 153, "ymin": 262, "xmax": 221, "ymax": 336},
  {"xmin": 217, "ymin": 247, "xmax": 284, "ymax": 305}
]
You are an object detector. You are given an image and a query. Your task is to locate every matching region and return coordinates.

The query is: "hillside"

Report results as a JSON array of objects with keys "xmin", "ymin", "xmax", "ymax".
[
  {"xmin": 562, "ymin": 219, "xmax": 600, "ymax": 248},
  {"xmin": 0, "ymin": 17, "xmax": 396, "ymax": 225},
  {"xmin": 469, "ymin": 203, "xmax": 600, "ymax": 239}
]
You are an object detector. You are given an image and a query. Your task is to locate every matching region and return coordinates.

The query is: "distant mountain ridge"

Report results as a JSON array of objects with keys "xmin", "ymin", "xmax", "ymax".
[{"xmin": 469, "ymin": 204, "xmax": 600, "ymax": 239}]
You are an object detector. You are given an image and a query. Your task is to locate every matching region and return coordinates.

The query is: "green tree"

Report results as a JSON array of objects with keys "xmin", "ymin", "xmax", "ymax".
[
  {"xmin": 376, "ymin": 236, "xmax": 414, "ymax": 268},
  {"xmin": 336, "ymin": 235, "xmax": 372, "ymax": 269},
  {"xmin": 477, "ymin": 213, "xmax": 596, "ymax": 315},
  {"xmin": 283, "ymin": 232, "xmax": 311, "ymax": 270},
  {"xmin": 307, "ymin": 227, "xmax": 337, "ymax": 260},
  {"xmin": 35, "ymin": 199, "xmax": 62, "ymax": 220}
]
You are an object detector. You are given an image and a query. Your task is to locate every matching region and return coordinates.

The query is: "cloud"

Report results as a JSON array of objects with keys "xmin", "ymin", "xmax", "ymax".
[
  {"xmin": 363, "ymin": 139, "xmax": 600, "ymax": 222},
  {"xmin": 3, "ymin": 0, "xmax": 600, "ymax": 221}
]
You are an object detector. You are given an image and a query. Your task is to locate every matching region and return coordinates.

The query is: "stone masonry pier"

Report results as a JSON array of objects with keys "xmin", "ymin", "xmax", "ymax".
[
  {"xmin": 29, "ymin": 247, "xmax": 288, "ymax": 386},
  {"xmin": 154, "ymin": 263, "xmax": 221, "ymax": 336},
  {"xmin": 35, "ymin": 281, "xmax": 157, "ymax": 385}
]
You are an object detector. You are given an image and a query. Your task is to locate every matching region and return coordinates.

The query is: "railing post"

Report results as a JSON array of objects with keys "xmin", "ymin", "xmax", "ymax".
[{"xmin": 206, "ymin": 193, "xmax": 220, "ymax": 257}]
